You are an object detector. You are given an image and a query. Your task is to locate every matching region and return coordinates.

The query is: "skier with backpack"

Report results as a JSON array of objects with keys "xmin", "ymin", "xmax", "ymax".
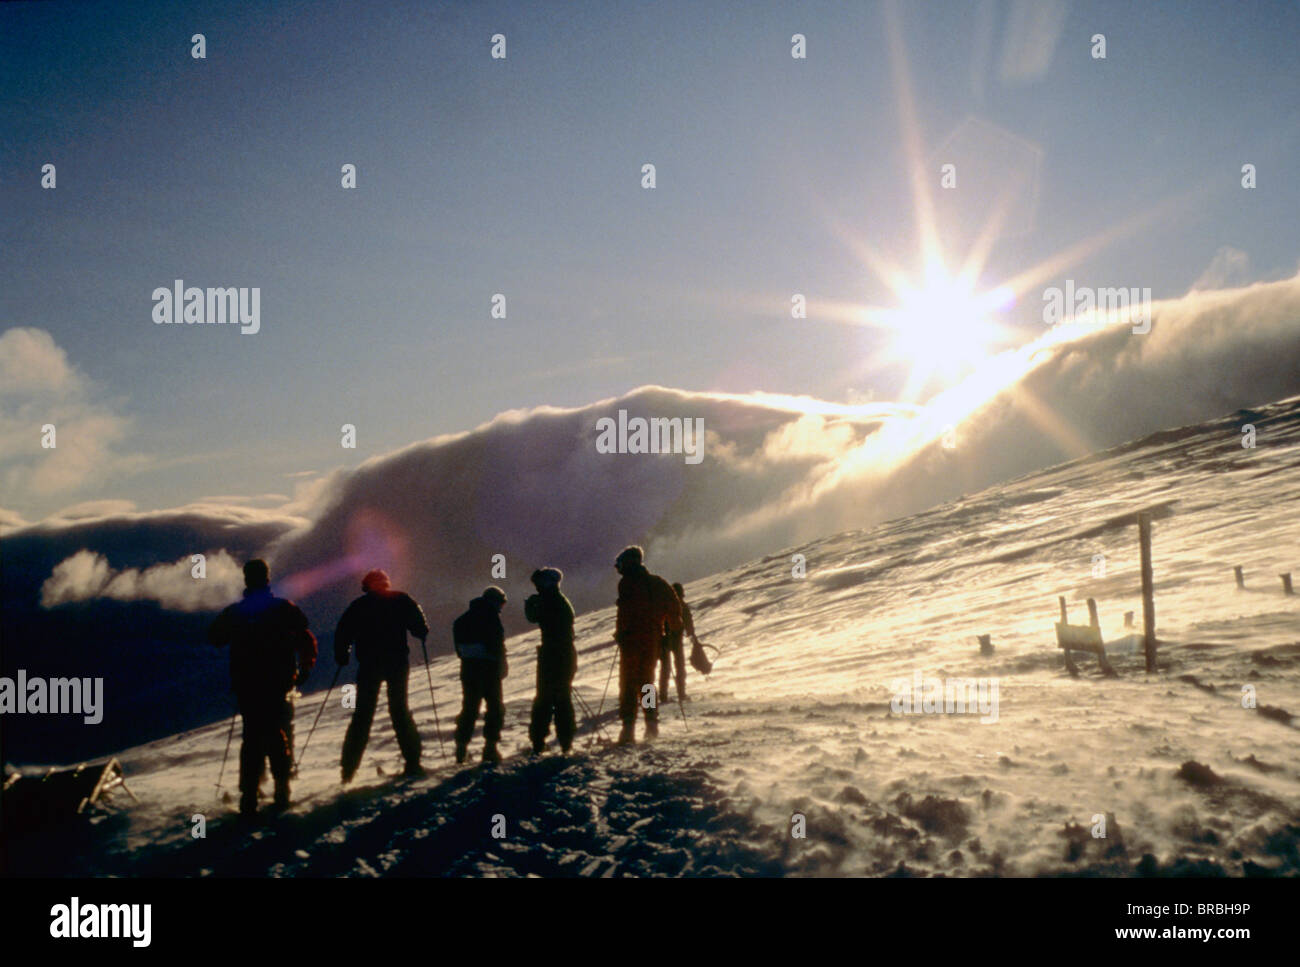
[
  {"xmin": 208, "ymin": 559, "xmax": 317, "ymax": 819},
  {"xmin": 613, "ymin": 546, "xmax": 682, "ymax": 744},
  {"xmin": 452, "ymin": 586, "xmax": 509, "ymax": 763},
  {"xmin": 524, "ymin": 567, "xmax": 577, "ymax": 755},
  {"xmin": 334, "ymin": 569, "xmax": 430, "ymax": 782}
]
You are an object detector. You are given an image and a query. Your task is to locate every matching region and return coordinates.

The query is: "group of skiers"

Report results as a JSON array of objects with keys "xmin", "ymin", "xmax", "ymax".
[{"xmin": 208, "ymin": 546, "xmax": 708, "ymax": 819}]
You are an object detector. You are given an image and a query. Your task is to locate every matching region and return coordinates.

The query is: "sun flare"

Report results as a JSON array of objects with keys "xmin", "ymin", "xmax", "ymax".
[{"xmin": 877, "ymin": 264, "xmax": 1016, "ymax": 399}]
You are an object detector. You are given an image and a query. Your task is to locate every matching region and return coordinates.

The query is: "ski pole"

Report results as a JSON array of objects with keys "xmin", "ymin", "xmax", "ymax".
[
  {"xmin": 595, "ymin": 640, "xmax": 618, "ymax": 719},
  {"xmin": 299, "ymin": 664, "xmax": 342, "ymax": 767},
  {"xmin": 578, "ymin": 687, "xmax": 609, "ymax": 737},
  {"xmin": 589, "ymin": 642, "xmax": 619, "ymax": 749},
  {"xmin": 572, "ymin": 686, "xmax": 610, "ymax": 741},
  {"xmin": 215, "ymin": 709, "xmax": 238, "ymax": 799},
  {"xmin": 419, "ymin": 637, "xmax": 447, "ymax": 758}
]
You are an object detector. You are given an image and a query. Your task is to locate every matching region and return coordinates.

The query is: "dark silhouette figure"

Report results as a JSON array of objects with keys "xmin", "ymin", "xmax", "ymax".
[
  {"xmin": 525, "ymin": 568, "xmax": 577, "ymax": 754},
  {"xmin": 614, "ymin": 546, "xmax": 682, "ymax": 744},
  {"xmin": 659, "ymin": 582, "xmax": 693, "ymax": 704},
  {"xmin": 453, "ymin": 586, "xmax": 508, "ymax": 763},
  {"xmin": 335, "ymin": 569, "xmax": 430, "ymax": 782},
  {"xmin": 209, "ymin": 559, "xmax": 316, "ymax": 818}
]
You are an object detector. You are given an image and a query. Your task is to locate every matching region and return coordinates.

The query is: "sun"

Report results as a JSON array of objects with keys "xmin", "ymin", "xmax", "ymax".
[{"xmin": 879, "ymin": 262, "xmax": 1016, "ymax": 399}]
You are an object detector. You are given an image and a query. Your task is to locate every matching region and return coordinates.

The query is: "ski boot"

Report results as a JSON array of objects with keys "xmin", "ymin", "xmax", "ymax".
[
  {"xmin": 482, "ymin": 743, "xmax": 502, "ymax": 764},
  {"xmin": 270, "ymin": 780, "xmax": 291, "ymax": 814}
]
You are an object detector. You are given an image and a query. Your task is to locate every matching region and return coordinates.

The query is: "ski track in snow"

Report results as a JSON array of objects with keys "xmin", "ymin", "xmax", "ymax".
[{"xmin": 10, "ymin": 399, "xmax": 1300, "ymax": 877}]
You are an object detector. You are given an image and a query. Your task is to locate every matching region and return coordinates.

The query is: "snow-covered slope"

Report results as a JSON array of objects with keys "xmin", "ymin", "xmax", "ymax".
[{"xmin": 9, "ymin": 397, "xmax": 1299, "ymax": 877}]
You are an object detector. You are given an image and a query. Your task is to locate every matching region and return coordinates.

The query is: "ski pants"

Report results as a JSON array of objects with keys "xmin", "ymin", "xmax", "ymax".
[
  {"xmin": 618, "ymin": 637, "xmax": 660, "ymax": 729},
  {"xmin": 236, "ymin": 689, "xmax": 293, "ymax": 806},
  {"xmin": 456, "ymin": 659, "xmax": 504, "ymax": 748},
  {"xmin": 529, "ymin": 646, "xmax": 576, "ymax": 750},
  {"xmin": 659, "ymin": 632, "xmax": 687, "ymax": 703},
  {"xmin": 341, "ymin": 653, "xmax": 422, "ymax": 774}
]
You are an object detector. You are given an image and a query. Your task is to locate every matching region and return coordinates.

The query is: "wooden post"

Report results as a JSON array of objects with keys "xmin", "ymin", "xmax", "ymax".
[
  {"xmin": 1086, "ymin": 598, "xmax": 1100, "ymax": 628},
  {"xmin": 1124, "ymin": 610, "xmax": 1134, "ymax": 629},
  {"xmin": 1283, "ymin": 573, "xmax": 1295, "ymax": 596},
  {"xmin": 978, "ymin": 634, "xmax": 993, "ymax": 656},
  {"xmin": 1057, "ymin": 597, "xmax": 1077, "ymax": 676},
  {"xmin": 1138, "ymin": 512, "xmax": 1156, "ymax": 672},
  {"xmin": 1234, "ymin": 566, "xmax": 1245, "ymax": 589}
]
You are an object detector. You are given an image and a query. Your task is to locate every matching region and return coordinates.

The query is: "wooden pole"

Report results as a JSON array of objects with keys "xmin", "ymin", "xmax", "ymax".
[
  {"xmin": 1086, "ymin": 598, "xmax": 1100, "ymax": 628},
  {"xmin": 1282, "ymin": 573, "xmax": 1295, "ymax": 596},
  {"xmin": 1058, "ymin": 596, "xmax": 1068, "ymax": 623},
  {"xmin": 1234, "ymin": 566, "xmax": 1245, "ymax": 589},
  {"xmin": 1138, "ymin": 512, "xmax": 1156, "ymax": 673}
]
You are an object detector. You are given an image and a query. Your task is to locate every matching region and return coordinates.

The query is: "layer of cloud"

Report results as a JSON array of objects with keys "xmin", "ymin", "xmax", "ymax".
[
  {"xmin": 9, "ymin": 271, "xmax": 1300, "ymax": 642},
  {"xmin": 39, "ymin": 549, "xmax": 245, "ymax": 611}
]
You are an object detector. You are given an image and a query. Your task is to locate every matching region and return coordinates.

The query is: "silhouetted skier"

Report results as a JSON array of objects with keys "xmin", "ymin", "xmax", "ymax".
[
  {"xmin": 453, "ymin": 586, "xmax": 508, "ymax": 763},
  {"xmin": 209, "ymin": 559, "xmax": 316, "ymax": 818},
  {"xmin": 614, "ymin": 546, "xmax": 682, "ymax": 744},
  {"xmin": 335, "ymin": 569, "xmax": 430, "ymax": 782},
  {"xmin": 525, "ymin": 568, "xmax": 577, "ymax": 754},
  {"xmin": 659, "ymin": 582, "xmax": 693, "ymax": 704}
]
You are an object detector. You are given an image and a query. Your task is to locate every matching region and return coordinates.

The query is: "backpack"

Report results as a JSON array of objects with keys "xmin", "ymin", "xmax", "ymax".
[{"xmin": 689, "ymin": 637, "xmax": 713, "ymax": 675}]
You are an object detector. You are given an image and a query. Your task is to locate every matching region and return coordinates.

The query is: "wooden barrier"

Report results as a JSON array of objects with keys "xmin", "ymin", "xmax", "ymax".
[{"xmin": 1056, "ymin": 597, "xmax": 1117, "ymax": 677}]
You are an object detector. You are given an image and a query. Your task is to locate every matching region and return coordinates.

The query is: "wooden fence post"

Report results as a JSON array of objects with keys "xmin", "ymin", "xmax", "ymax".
[{"xmin": 1138, "ymin": 512, "xmax": 1156, "ymax": 672}]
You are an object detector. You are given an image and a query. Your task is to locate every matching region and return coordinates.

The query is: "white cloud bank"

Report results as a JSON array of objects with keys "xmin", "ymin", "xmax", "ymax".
[
  {"xmin": 39, "ymin": 548, "xmax": 246, "ymax": 612},
  {"xmin": 15, "ymin": 270, "xmax": 1300, "ymax": 628}
]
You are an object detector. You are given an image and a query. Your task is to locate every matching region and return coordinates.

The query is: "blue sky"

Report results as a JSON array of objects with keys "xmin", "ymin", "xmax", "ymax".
[{"xmin": 3, "ymin": 0, "xmax": 1299, "ymax": 520}]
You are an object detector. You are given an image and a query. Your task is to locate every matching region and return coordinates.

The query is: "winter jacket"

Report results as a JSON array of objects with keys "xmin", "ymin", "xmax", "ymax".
[
  {"xmin": 334, "ymin": 589, "xmax": 429, "ymax": 665},
  {"xmin": 524, "ymin": 588, "xmax": 575, "ymax": 651},
  {"xmin": 453, "ymin": 596, "xmax": 506, "ymax": 666},
  {"xmin": 616, "ymin": 564, "xmax": 683, "ymax": 646},
  {"xmin": 209, "ymin": 588, "xmax": 316, "ymax": 695}
]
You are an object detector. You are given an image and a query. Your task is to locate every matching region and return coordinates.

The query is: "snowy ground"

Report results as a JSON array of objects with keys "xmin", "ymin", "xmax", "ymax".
[{"xmin": 8, "ymin": 397, "xmax": 1299, "ymax": 877}]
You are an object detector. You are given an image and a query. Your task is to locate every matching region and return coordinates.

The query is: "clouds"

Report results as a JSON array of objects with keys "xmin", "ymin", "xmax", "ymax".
[
  {"xmin": 1191, "ymin": 247, "xmax": 1253, "ymax": 291},
  {"xmin": 39, "ymin": 549, "xmax": 245, "ymax": 611},
  {"xmin": 0, "ymin": 328, "xmax": 141, "ymax": 513},
  {"xmin": 8, "ymin": 270, "xmax": 1300, "ymax": 641}
]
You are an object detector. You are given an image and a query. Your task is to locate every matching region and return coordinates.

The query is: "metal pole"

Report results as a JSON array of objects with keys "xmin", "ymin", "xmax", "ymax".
[
  {"xmin": 588, "ymin": 643, "xmax": 619, "ymax": 749},
  {"xmin": 420, "ymin": 637, "xmax": 447, "ymax": 758},
  {"xmin": 595, "ymin": 642, "xmax": 618, "ymax": 719},
  {"xmin": 572, "ymin": 686, "xmax": 610, "ymax": 742},
  {"xmin": 299, "ymin": 665, "xmax": 342, "ymax": 766},
  {"xmin": 215, "ymin": 710, "xmax": 238, "ymax": 799}
]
